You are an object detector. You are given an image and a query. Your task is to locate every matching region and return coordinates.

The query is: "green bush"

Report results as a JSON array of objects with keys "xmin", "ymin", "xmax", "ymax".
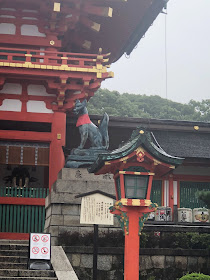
[
  {"xmin": 190, "ymin": 233, "xmax": 210, "ymax": 250},
  {"xmin": 180, "ymin": 272, "xmax": 210, "ymax": 279},
  {"xmin": 58, "ymin": 230, "xmax": 210, "ymax": 250},
  {"xmin": 58, "ymin": 230, "xmax": 124, "ymax": 247},
  {"xmin": 172, "ymin": 232, "xmax": 191, "ymax": 249}
]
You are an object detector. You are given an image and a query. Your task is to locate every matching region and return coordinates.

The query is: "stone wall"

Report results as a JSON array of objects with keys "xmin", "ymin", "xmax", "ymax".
[
  {"xmin": 44, "ymin": 168, "xmax": 119, "ymax": 245},
  {"xmin": 45, "ymin": 167, "xmax": 210, "ymax": 279},
  {"xmin": 64, "ymin": 247, "xmax": 210, "ymax": 280}
]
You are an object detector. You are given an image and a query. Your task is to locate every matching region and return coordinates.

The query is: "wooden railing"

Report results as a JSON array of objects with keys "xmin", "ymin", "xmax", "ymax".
[
  {"xmin": 180, "ymin": 181, "xmax": 209, "ymax": 209},
  {"xmin": 0, "ymin": 186, "xmax": 49, "ymax": 198},
  {"xmin": 0, "ymin": 47, "xmax": 109, "ymax": 70},
  {"xmin": 150, "ymin": 180, "xmax": 162, "ymax": 206},
  {"xmin": 0, "ymin": 186, "xmax": 48, "ymax": 233}
]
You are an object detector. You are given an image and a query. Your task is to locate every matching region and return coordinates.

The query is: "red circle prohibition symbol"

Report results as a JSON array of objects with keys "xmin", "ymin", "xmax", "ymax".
[
  {"xmin": 32, "ymin": 235, "xmax": 40, "ymax": 242},
  {"xmin": 41, "ymin": 235, "xmax": 49, "ymax": 242},
  {"xmin": 41, "ymin": 247, "xmax": 49, "ymax": 254},
  {"xmin": 32, "ymin": 247, "xmax": 39, "ymax": 254}
]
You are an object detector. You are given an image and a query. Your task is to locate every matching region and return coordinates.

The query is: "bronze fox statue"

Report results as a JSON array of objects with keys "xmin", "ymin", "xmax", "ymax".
[{"xmin": 73, "ymin": 99, "xmax": 109, "ymax": 149}]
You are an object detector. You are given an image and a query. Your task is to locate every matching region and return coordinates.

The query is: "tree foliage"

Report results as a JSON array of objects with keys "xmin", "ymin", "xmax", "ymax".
[
  {"xmin": 197, "ymin": 191, "xmax": 210, "ymax": 208},
  {"xmin": 179, "ymin": 273, "xmax": 210, "ymax": 280},
  {"xmin": 87, "ymin": 88, "xmax": 210, "ymax": 121}
]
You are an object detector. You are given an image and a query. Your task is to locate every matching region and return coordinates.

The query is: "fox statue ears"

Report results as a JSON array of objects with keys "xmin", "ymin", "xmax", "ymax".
[
  {"xmin": 75, "ymin": 99, "xmax": 87, "ymax": 106},
  {"xmin": 82, "ymin": 99, "xmax": 87, "ymax": 106}
]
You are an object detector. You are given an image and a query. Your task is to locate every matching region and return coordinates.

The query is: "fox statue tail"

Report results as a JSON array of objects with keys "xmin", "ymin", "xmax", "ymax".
[{"xmin": 98, "ymin": 112, "xmax": 109, "ymax": 149}]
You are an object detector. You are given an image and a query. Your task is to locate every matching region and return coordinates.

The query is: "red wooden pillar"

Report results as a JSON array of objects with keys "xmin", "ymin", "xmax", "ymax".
[
  {"xmin": 124, "ymin": 208, "xmax": 140, "ymax": 280},
  {"xmin": 168, "ymin": 175, "xmax": 174, "ymax": 215},
  {"xmin": 146, "ymin": 175, "xmax": 154, "ymax": 200},
  {"xmin": 49, "ymin": 112, "xmax": 66, "ymax": 190}
]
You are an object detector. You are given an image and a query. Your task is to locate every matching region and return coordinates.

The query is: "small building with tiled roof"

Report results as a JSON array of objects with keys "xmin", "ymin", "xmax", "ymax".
[{"xmin": 67, "ymin": 115, "xmax": 210, "ymax": 211}]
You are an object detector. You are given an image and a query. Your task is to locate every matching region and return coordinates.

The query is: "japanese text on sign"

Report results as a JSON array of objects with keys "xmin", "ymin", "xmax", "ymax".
[{"xmin": 80, "ymin": 194, "xmax": 114, "ymax": 225}]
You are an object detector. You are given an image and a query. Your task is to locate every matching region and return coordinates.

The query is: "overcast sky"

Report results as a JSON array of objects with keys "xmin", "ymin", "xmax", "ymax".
[{"xmin": 102, "ymin": 0, "xmax": 210, "ymax": 104}]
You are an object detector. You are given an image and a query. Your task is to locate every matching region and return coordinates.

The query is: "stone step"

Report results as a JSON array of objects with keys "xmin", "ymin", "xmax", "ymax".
[
  {"xmin": 0, "ymin": 256, "xmax": 27, "ymax": 263},
  {"xmin": 0, "ymin": 250, "xmax": 28, "ymax": 257},
  {"xmin": 0, "ymin": 269, "xmax": 56, "ymax": 277},
  {"xmin": 0, "ymin": 240, "xmax": 29, "ymax": 245},
  {"xmin": 0, "ymin": 276, "xmax": 58, "ymax": 280},
  {"xmin": 0, "ymin": 262, "xmax": 27, "ymax": 269},
  {"xmin": 0, "ymin": 244, "xmax": 28, "ymax": 251}
]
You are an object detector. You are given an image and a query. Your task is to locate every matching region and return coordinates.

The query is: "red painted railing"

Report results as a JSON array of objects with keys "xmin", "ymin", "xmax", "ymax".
[{"xmin": 0, "ymin": 47, "xmax": 109, "ymax": 69}]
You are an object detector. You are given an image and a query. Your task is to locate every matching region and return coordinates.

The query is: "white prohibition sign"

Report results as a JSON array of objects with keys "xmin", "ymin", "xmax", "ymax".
[
  {"xmin": 32, "ymin": 247, "xmax": 39, "ymax": 254},
  {"xmin": 41, "ymin": 235, "xmax": 49, "ymax": 242},
  {"xmin": 41, "ymin": 247, "xmax": 49, "ymax": 255},
  {"xmin": 32, "ymin": 235, "xmax": 40, "ymax": 242}
]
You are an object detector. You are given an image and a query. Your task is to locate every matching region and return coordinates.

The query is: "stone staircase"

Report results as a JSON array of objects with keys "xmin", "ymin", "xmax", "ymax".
[{"xmin": 0, "ymin": 240, "xmax": 57, "ymax": 280}]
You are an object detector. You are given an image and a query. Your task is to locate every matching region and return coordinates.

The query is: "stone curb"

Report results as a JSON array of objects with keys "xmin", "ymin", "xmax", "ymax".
[{"xmin": 51, "ymin": 246, "xmax": 78, "ymax": 280}]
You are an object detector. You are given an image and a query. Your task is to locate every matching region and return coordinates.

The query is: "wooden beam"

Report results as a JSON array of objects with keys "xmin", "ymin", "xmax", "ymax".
[
  {"xmin": 83, "ymin": 4, "xmax": 113, "ymax": 17},
  {"xmin": 80, "ymin": 16, "xmax": 100, "ymax": 32},
  {"xmin": 0, "ymin": 111, "xmax": 53, "ymax": 123},
  {"xmin": 71, "ymin": 34, "xmax": 92, "ymax": 50},
  {"xmin": 0, "ymin": 233, "xmax": 29, "ymax": 240},
  {"xmin": 0, "ymin": 130, "xmax": 52, "ymax": 142},
  {"xmin": 0, "ymin": 197, "xmax": 45, "ymax": 206}
]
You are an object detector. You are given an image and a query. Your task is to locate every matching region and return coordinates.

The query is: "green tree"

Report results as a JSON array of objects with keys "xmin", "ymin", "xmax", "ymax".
[
  {"xmin": 87, "ymin": 88, "xmax": 208, "ymax": 121},
  {"xmin": 197, "ymin": 191, "xmax": 210, "ymax": 208}
]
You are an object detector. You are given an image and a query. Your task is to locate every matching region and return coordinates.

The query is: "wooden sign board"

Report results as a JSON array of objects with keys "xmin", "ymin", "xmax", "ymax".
[
  {"xmin": 29, "ymin": 233, "xmax": 51, "ymax": 260},
  {"xmin": 80, "ymin": 193, "xmax": 114, "ymax": 225}
]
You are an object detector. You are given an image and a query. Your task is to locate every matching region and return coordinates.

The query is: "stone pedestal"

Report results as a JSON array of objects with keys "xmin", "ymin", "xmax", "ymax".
[{"xmin": 44, "ymin": 168, "xmax": 118, "ymax": 245}]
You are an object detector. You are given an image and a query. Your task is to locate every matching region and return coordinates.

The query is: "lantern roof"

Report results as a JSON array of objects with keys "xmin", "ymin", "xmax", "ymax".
[
  {"xmin": 88, "ymin": 127, "xmax": 184, "ymax": 175},
  {"xmin": 75, "ymin": 190, "xmax": 115, "ymax": 200}
]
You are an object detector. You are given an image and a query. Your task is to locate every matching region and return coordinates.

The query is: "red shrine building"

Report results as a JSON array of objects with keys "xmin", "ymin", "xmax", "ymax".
[{"xmin": 0, "ymin": 0, "xmax": 167, "ymax": 239}]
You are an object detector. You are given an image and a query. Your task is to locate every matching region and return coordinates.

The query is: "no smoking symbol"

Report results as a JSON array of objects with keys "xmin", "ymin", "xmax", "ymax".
[
  {"xmin": 32, "ymin": 235, "xmax": 40, "ymax": 242},
  {"xmin": 41, "ymin": 235, "xmax": 49, "ymax": 242},
  {"xmin": 41, "ymin": 247, "xmax": 49, "ymax": 254},
  {"xmin": 32, "ymin": 247, "xmax": 39, "ymax": 254}
]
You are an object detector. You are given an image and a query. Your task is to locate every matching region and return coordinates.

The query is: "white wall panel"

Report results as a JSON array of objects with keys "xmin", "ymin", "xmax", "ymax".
[
  {"xmin": 0, "ymin": 83, "xmax": 22, "ymax": 95},
  {"xmin": 0, "ymin": 99, "xmax": 22, "ymax": 112},
  {"xmin": 28, "ymin": 85, "xmax": 56, "ymax": 97},
  {"xmin": 27, "ymin": 101, "xmax": 53, "ymax": 113},
  {"xmin": 173, "ymin": 181, "xmax": 178, "ymax": 205},
  {"xmin": 0, "ymin": 23, "xmax": 16, "ymax": 34},
  {"xmin": 21, "ymin": 25, "xmax": 45, "ymax": 37},
  {"xmin": 164, "ymin": 180, "xmax": 169, "ymax": 207}
]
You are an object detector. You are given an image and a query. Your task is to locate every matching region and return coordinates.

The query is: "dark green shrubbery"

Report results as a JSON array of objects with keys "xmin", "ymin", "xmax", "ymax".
[
  {"xmin": 146, "ymin": 232, "xmax": 210, "ymax": 250},
  {"xmin": 58, "ymin": 230, "xmax": 124, "ymax": 247},
  {"xmin": 180, "ymin": 273, "xmax": 210, "ymax": 280},
  {"xmin": 58, "ymin": 230, "xmax": 210, "ymax": 250}
]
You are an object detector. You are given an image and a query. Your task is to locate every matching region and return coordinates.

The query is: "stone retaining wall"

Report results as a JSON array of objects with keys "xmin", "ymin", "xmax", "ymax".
[
  {"xmin": 45, "ymin": 168, "xmax": 210, "ymax": 279},
  {"xmin": 64, "ymin": 247, "xmax": 210, "ymax": 280},
  {"xmin": 44, "ymin": 168, "xmax": 210, "ymax": 245},
  {"xmin": 44, "ymin": 168, "xmax": 119, "ymax": 245}
]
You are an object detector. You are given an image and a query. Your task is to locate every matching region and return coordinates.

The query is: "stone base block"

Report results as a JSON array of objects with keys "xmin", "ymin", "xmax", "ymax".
[{"xmin": 45, "ymin": 168, "xmax": 117, "ymax": 244}]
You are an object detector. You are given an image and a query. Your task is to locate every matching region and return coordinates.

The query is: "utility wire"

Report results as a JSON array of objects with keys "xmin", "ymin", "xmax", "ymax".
[{"xmin": 164, "ymin": 6, "xmax": 169, "ymax": 214}]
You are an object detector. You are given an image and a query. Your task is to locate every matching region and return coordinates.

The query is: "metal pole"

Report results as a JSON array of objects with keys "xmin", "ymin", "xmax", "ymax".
[{"xmin": 93, "ymin": 224, "xmax": 98, "ymax": 280}]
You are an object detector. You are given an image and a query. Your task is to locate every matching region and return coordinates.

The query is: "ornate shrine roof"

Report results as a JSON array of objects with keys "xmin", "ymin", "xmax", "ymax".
[
  {"xmin": 88, "ymin": 127, "xmax": 184, "ymax": 174},
  {"xmin": 1, "ymin": 0, "xmax": 167, "ymax": 63},
  {"xmin": 67, "ymin": 116, "xmax": 210, "ymax": 161}
]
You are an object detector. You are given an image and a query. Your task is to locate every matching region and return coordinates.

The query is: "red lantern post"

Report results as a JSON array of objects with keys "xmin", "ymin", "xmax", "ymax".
[{"xmin": 89, "ymin": 128, "xmax": 183, "ymax": 280}]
